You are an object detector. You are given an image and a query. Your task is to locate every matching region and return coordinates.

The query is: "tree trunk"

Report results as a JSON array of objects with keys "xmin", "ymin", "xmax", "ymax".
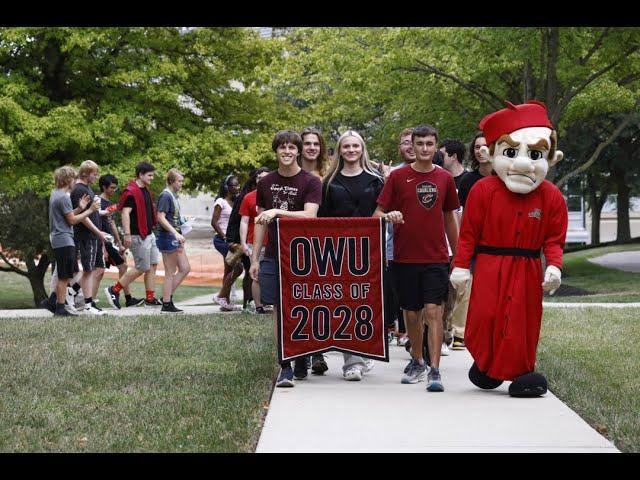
[
  {"xmin": 25, "ymin": 254, "xmax": 51, "ymax": 307},
  {"xmin": 586, "ymin": 171, "xmax": 609, "ymax": 246},
  {"xmin": 587, "ymin": 189, "xmax": 601, "ymax": 246},
  {"xmin": 613, "ymin": 167, "xmax": 631, "ymax": 242}
]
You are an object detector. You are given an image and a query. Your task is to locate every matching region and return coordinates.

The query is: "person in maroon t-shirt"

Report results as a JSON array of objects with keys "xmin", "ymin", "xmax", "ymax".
[
  {"xmin": 374, "ymin": 124, "xmax": 459, "ymax": 392},
  {"xmin": 249, "ymin": 130, "xmax": 322, "ymax": 389}
]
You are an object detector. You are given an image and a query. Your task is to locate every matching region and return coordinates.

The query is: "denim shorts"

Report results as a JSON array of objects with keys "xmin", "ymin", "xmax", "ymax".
[
  {"xmin": 213, "ymin": 235, "xmax": 230, "ymax": 256},
  {"xmin": 156, "ymin": 230, "xmax": 182, "ymax": 254},
  {"xmin": 258, "ymin": 256, "xmax": 278, "ymax": 306}
]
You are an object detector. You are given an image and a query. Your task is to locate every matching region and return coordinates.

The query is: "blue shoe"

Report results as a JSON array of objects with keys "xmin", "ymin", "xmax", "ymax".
[
  {"xmin": 426, "ymin": 367, "xmax": 444, "ymax": 392},
  {"xmin": 401, "ymin": 359, "xmax": 426, "ymax": 384},
  {"xmin": 276, "ymin": 365, "xmax": 294, "ymax": 388}
]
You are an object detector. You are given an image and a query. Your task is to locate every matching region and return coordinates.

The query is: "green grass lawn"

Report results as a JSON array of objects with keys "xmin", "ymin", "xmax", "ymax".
[
  {"xmin": 538, "ymin": 307, "xmax": 640, "ymax": 453},
  {"xmin": 0, "ymin": 313, "xmax": 275, "ymax": 452},
  {"xmin": 546, "ymin": 243, "xmax": 640, "ymax": 303},
  {"xmin": 0, "ymin": 271, "xmax": 217, "ymax": 310}
]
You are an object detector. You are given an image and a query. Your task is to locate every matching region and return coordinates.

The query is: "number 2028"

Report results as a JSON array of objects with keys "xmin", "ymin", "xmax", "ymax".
[{"xmin": 290, "ymin": 305, "xmax": 374, "ymax": 342}]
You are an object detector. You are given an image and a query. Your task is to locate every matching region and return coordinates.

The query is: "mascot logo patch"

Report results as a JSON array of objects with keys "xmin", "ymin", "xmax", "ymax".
[
  {"xmin": 528, "ymin": 208, "xmax": 542, "ymax": 220},
  {"xmin": 416, "ymin": 181, "xmax": 438, "ymax": 210}
]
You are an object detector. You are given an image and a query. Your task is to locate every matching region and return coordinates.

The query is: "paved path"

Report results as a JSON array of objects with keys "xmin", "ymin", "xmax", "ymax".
[
  {"xmin": 0, "ymin": 290, "xmax": 246, "ymax": 319},
  {"xmin": 256, "ymin": 345, "xmax": 619, "ymax": 453},
  {"xmin": 2, "ymin": 299, "xmax": 637, "ymax": 319},
  {"xmin": 588, "ymin": 250, "xmax": 640, "ymax": 273}
]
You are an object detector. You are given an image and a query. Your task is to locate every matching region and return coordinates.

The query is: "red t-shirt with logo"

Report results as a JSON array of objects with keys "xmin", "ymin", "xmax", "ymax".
[
  {"xmin": 239, "ymin": 189, "xmax": 269, "ymax": 246},
  {"xmin": 377, "ymin": 164, "xmax": 460, "ymax": 263}
]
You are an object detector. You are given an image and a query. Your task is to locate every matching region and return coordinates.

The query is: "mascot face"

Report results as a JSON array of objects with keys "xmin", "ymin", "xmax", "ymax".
[{"xmin": 481, "ymin": 126, "xmax": 563, "ymax": 194}]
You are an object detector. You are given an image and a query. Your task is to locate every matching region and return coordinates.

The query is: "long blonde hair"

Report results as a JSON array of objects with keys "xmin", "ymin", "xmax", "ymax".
[{"xmin": 323, "ymin": 130, "xmax": 382, "ymax": 193}]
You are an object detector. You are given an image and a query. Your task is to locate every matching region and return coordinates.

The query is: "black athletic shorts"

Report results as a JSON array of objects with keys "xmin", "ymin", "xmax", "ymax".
[
  {"xmin": 76, "ymin": 237, "xmax": 99, "ymax": 272},
  {"xmin": 104, "ymin": 241, "xmax": 125, "ymax": 268},
  {"xmin": 94, "ymin": 242, "xmax": 105, "ymax": 269},
  {"xmin": 393, "ymin": 262, "xmax": 450, "ymax": 311},
  {"xmin": 54, "ymin": 246, "xmax": 79, "ymax": 280}
]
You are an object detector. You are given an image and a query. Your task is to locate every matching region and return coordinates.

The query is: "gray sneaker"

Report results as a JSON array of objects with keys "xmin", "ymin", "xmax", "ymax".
[
  {"xmin": 426, "ymin": 367, "xmax": 444, "ymax": 392},
  {"xmin": 401, "ymin": 359, "xmax": 426, "ymax": 384}
]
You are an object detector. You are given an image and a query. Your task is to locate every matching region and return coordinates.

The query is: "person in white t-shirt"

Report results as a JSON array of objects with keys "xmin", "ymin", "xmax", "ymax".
[{"xmin": 211, "ymin": 174, "xmax": 242, "ymax": 311}]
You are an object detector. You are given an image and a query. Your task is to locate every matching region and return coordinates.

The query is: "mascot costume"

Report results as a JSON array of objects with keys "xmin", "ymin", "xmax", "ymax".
[{"xmin": 450, "ymin": 100, "xmax": 568, "ymax": 397}]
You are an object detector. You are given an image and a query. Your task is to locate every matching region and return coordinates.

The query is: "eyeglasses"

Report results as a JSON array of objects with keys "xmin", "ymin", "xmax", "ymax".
[{"xmin": 399, "ymin": 141, "xmax": 412, "ymax": 147}]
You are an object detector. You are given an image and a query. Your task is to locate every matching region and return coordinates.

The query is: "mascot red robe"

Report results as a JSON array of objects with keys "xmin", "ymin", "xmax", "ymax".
[{"xmin": 451, "ymin": 101, "xmax": 568, "ymax": 397}]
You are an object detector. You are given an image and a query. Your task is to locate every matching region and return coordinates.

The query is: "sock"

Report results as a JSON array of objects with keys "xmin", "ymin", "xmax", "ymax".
[
  {"xmin": 125, "ymin": 294, "xmax": 132, "ymax": 302},
  {"xmin": 112, "ymin": 282, "xmax": 124, "ymax": 294},
  {"xmin": 146, "ymin": 290, "xmax": 155, "ymax": 301},
  {"xmin": 280, "ymin": 361, "xmax": 291, "ymax": 369},
  {"xmin": 55, "ymin": 303, "xmax": 66, "ymax": 312},
  {"xmin": 85, "ymin": 297, "xmax": 93, "ymax": 307}
]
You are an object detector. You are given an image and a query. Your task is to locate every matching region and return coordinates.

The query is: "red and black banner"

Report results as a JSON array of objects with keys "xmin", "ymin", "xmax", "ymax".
[{"xmin": 275, "ymin": 217, "xmax": 388, "ymax": 363}]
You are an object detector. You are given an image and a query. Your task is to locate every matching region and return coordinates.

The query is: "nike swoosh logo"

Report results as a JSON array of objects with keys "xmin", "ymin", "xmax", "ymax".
[{"xmin": 407, "ymin": 178, "xmax": 416, "ymax": 182}]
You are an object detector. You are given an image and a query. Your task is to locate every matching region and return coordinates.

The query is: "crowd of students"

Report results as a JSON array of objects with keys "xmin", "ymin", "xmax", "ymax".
[{"xmin": 43, "ymin": 125, "xmax": 490, "ymax": 393}]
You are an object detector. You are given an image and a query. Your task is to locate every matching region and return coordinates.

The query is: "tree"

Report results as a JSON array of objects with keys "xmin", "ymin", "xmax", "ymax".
[
  {"xmin": 0, "ymin": 27, "xmax": 279, "ymax": 304},
  {"xmin": 268, "ymin": 28, "xmax": 640, "ymax": 175},
  {"xmin": 0, "ymin": 190, "xmax": 51, "ymax": 304}
]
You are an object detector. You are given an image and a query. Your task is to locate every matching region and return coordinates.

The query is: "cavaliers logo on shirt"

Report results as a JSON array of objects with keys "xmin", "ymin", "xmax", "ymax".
[{"xmin": 416, "ymin": 181, "xmax": 438, "ymax": 210}]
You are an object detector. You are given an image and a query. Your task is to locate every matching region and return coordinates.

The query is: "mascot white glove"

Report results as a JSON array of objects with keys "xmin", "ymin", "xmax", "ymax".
[
  {"xmin": 542, "ymin": 265, "xmax": 562, "ymax": 295},
  {"xmin": 450, "ymin": 267, "xmax": 471, "ymax": 291}
]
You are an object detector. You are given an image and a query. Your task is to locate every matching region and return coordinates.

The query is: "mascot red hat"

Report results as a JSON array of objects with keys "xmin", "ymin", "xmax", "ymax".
[{"xmin": 479, "ymin": 100, "xmax": 554, "ymax": 145}]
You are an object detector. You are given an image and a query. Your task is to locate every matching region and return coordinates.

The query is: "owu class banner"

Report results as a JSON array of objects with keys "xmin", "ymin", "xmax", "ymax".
[{"xmin": 275, "ymin": 217, "xmax": 388, "ymax": 363}]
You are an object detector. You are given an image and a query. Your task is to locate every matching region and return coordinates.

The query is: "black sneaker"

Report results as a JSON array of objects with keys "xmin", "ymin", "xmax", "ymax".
[
  {"xmin": 105, "ymin": 286, "xmax": 121, "ymax": 309},
  {"xmin": 161, "ymin": 302, "xmax": 184, "ymax": 313},
  {"xmin": 145, "ymin": 298, "xmax": 162, "ymax": 307},
  {"xmin": 451, "ymin": 336, "xmax": 466, "ymax": 350},
  {"xmin": 40, "ymin": 298, "xmax": 56, "ymax": 314},
  {"xmin": 311, "ymin": 354, "xmax": 328, "ymax": 375},
  {"xmin": 91, "ymin": 301, "xmax": 103, "ymax": 312},
  {"xmin": 54, "ymin": 309, "xmax": 73, "ymax": 317},
  {"xmin": 276, "ymin": 365, "xmax": 294, "ymax": 388},
  {"xmin": 293, "ymin": 358, "xmax": 308, "ymax": 380},
  {"xmin": 255, "ymin": 306, "xmax": 270, "ymax": 314},
  {"xmin": 125, "ymin": 296, "xmax": 145, "ymax": 307}
]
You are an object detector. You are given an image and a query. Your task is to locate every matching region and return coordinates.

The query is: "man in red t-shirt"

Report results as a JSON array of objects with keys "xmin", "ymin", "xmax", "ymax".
[
  {"xmin": 374, "ymin": 124, "xmax": 459, "ymax": 392},
  {"xmin": 239, "ymin": 170, "xmax": 270, "ymax": 314}
]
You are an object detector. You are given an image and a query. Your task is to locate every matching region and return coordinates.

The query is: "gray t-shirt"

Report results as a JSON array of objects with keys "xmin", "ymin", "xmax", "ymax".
[
  {"xmin": 157, "ymin": 190, "xmax": 180, "ymax": 232},
  {"xmin": 49, "ymin": 189, "xmax": 75, "ymax": 248}
]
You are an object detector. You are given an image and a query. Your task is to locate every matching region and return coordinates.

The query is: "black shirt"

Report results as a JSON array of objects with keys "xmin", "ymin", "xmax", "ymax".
[
  {"xmin": 453, "ymin": 171, "xmax": 468, "ymax": 191},
  {"xmin": 319, "ymin": 171, "xmax": 384, "ymax": 218},
  {"xmin": 123, "ymin": 187, "xmax": 154, "ymax": 235},
  {"xmin": 99, "ymin": 198, "xmax": 113, "ymax": 233},
  {"xmin": 458, "ymin": 170, "xmax": 488, "ymax": 208},
  {"xmin": 70, "ymin": 183, "xmax": 100, "ymax": 240}
]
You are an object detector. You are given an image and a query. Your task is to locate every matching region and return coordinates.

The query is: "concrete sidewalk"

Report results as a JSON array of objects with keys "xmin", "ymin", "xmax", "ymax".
[{"xmin": 256, "ymin": 345, "xmax": 619, "ymax": 453}]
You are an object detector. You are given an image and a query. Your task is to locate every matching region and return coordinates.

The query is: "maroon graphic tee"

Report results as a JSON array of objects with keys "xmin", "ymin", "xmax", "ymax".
[
  {"xmin": 377, "ymin": 164, "xmax": 459, "ymax": 263},
  {"xmin": 256, "ymin": 169, "xmax": 322, "ymax": 259}
]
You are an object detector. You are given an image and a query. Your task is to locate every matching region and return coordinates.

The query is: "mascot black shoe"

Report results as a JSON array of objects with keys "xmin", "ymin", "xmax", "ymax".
[
  {"xmin": 508, "ymin": 372, "xmax": 548, "ymax": 397},
  {"xmin": 468, "ymin": 362, "xmax": 503, "ymax": 389}
]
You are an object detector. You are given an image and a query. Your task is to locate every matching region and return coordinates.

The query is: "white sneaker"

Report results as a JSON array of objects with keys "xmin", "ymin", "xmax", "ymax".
[
  {"xmin": 343, "ymin": 366, "xmax": 363, "ymax": 381},
  {"xmin": 84, "ymin": 305, "xmax": 106, "ymax": 316},
  {"xmin": 65, "ymin": 287, "xmax": 76, "ymax": 310},
  {"xmin": 397, "ymin": 335, "xmax": 409, "ymax": 347},
  {"xmin": 441, "ymin": 342, "xmax": 450, "ymax": 356},
  {"xmin": 64, "ymin": 305, "xmax": 80, "ymax": 316},
  {"xmin": 363, "ymin": 359, "xmax": 375, "ymax": 373},
  {"xmin": 213, "ymin": 294, "xmax": 228, "ymax": 307}
]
